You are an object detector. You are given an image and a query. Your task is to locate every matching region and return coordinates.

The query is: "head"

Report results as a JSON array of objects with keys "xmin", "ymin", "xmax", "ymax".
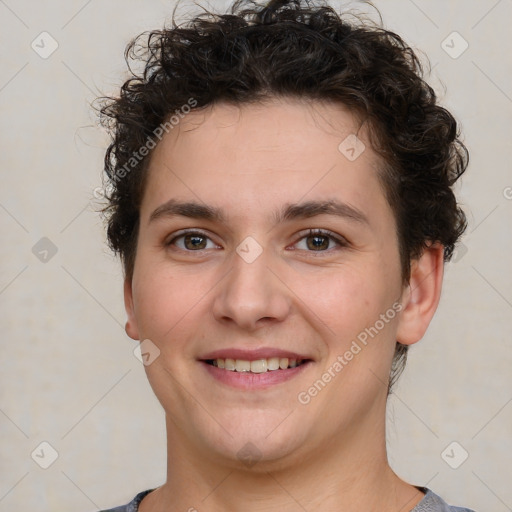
[{"xmin": 98, "ymin": 0, "xmax": 467, "ymax": 469}]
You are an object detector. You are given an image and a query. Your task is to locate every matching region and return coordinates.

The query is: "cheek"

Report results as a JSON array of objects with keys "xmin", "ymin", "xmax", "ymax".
[
  {"xmin": 131, "ymin": 260, "xmax": 186, "ymax": 340},
  {"xmin": 131, "ymin": 256, "xmax": 222, "ymax": 359},
  {"xmin": 293, "ymin": 260, "xmax": 400, "ymax": 349}
]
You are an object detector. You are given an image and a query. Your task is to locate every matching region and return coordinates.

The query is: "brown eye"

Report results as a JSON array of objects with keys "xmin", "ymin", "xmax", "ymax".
[
  {"xmin": 183, "ymin": 234, "xmax": 208, "ymax": 250},
  {"xmin": 306, "ymin": 233, "xmax": 330, "ymax": 251},
  {"xmin": 294, "ymin": 229, "xmax": 347, "ymax": 253},
  {"xmin": 167, "ymin": 230, "xmax": 217, "ymax": 251}
]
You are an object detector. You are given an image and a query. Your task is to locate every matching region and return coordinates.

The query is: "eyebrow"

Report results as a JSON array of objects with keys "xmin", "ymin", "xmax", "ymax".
[{"xmin": 149, "ymin": 198, "xmax": 369, "ymax": 226}]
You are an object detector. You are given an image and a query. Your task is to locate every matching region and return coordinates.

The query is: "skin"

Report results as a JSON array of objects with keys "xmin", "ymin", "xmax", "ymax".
[{"xmin": 124, "ymin": 97, "xmax": 444, "ymax": 512}]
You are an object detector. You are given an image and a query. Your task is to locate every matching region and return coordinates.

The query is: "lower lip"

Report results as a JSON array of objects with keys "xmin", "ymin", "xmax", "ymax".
[{"xmin": 200, "ymin": 361, "xmax": 312, "ymax": 390}]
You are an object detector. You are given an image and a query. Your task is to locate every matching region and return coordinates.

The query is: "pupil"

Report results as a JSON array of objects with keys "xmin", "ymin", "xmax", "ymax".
[
  {"xmin": 308, "ymin": 235, "xmax": 328, "ymax": 250},
  {"xmin": 186, "ymin": 235, "xmax": 206, "ymax": 250}
]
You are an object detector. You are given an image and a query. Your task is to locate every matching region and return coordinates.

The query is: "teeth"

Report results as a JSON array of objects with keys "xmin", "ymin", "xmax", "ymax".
[
  {"xmin": 235, "ymin": 359, "xmax": 251, "ymax": 372},
  {"xmin": 250, "ymin": 359, "xmax": 267, "ymax": 373},
  {"xmin": 267, "ymin": 357, "xmax": 280, "ymax": 371},
  {"xmin": 210, "ymin": 357, "xmax": 304, "ymax": 373}
]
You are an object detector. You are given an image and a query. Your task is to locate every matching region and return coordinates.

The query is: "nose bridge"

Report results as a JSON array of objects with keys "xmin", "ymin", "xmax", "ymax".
[{"xmin": 212, "ymin": 239, "xmax": 291, "ymax": 330}]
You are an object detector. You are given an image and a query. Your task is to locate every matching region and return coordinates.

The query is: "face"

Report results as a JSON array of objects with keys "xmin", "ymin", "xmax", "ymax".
[{"xmin": 125, "ymin": 98, "xmax": 415, "ymax": 470}]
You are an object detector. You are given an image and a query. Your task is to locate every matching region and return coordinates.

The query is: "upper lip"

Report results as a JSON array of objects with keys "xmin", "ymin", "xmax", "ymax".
[{"xmin": 199, "ymin": 348, "xmax": 313, "ymax": 361}]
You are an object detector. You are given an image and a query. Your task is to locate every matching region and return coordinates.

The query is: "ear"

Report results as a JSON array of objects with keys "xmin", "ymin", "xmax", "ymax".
[
  {"xmin": 396, "ymin": 243, "xmax": 444, "ymax": 345},
  {"xmin": 124, "ymin": 277, "xmax": 140, "ymax": 341}
]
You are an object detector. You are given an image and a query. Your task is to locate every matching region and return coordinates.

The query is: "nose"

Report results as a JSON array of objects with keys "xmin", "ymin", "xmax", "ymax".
[{"xmin": 211, "ymin": 244, "xmax": 292, "ymax": 332}]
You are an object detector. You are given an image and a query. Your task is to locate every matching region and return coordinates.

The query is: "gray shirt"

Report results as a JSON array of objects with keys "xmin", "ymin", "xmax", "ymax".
[{"xmin": 98, "ymin": 487, "xmax": 476, "ymax": 511}]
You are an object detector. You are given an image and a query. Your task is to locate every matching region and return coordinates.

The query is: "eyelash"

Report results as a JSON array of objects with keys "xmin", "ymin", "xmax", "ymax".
[{"xmin": 166, "ymin": 228, "xmax": 348, "ymax": 255}]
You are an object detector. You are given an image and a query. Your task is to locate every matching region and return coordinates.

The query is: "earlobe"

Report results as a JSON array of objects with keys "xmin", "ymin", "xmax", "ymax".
[
  {"xmin": 396, "ymin": 244, "xmax": 444, "ymax": 346},
  {"xmin": 124, "ymin": 278, "xmax": 140, "ymax": 341}
]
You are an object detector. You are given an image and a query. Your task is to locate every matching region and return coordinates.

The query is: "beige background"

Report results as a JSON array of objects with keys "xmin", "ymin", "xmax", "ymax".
[{"xmin": 0, "ymin": 1, "xmax": 511, "ymax": 510}]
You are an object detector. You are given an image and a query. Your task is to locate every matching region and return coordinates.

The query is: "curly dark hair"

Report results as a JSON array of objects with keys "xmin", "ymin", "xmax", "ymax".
[{"xmin": 98, "ymin": 0, "xmax": 468, "ymax": 391}]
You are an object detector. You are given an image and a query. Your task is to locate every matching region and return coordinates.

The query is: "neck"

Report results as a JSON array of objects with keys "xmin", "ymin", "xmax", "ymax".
[{"xmin": 140, "ymin": 403, "xmax": 424, "ymax": 512}]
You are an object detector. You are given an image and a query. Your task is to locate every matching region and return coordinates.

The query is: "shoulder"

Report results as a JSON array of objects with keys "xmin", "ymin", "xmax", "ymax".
[
  {"xmin": 414, "ymin": 488, "xmax": 477, "ymax": 512},
  {"xmin": 97, "ymin": 487, "xmax": 477, "ymax": 512},
  {"xmin": 97, "ymin": 489, "xmax": 155, "ymax": 512}
]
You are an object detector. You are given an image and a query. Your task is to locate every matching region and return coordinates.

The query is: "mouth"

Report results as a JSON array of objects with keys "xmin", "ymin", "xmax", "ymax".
[
  {"xmin": 198, "ymin": 349, "xmax": 314, "ymax": 390},
  {"xmin": 203, "ymin": 357, "xmax": 310, "ymax": 373}
]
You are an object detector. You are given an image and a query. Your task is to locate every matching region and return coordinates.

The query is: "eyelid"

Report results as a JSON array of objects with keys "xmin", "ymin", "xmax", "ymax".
[
  {"xmin": 165, "ymin": 229, "xmax": 219, "ymax": 250},
  {"xmin": 166, "ymin": 228, "xmax": 348, "ymax": 253},
  {"xmin": 291, "ymin": 228, "xmax": 349, "ymax": 252}
]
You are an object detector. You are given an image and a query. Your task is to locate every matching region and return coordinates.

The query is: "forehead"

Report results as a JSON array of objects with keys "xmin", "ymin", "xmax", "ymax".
[
  {"xmin": 167, "ymin": 98, "xmax": 366, "ymax": 166},
  {"xmin": 141, "ymin": 98, "xmax": 392, "ymax": 229}
]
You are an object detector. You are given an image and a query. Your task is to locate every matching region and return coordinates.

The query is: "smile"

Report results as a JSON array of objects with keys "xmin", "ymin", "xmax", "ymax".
[{"xmin": 205, "ymin": 357, "xmax": 308, "ymax": 373}]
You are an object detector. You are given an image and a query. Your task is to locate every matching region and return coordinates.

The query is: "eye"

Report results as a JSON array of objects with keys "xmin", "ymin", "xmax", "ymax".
[
  {"xmin": 293, "ymin": 229, "xmax": 348, "ymax": 253},
  {"xmin": 166, "ymin": 230, "xmax": 219, "ymax": 251},
  {"xmin": 166, "ymin": 228, "xmax": 348, "ymax": 254}
]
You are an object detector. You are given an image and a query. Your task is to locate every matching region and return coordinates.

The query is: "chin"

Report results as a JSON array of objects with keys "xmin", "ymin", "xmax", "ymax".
[{"xmin": 197, "ymin": 417, "xmax": 311, "ymax": 471}]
